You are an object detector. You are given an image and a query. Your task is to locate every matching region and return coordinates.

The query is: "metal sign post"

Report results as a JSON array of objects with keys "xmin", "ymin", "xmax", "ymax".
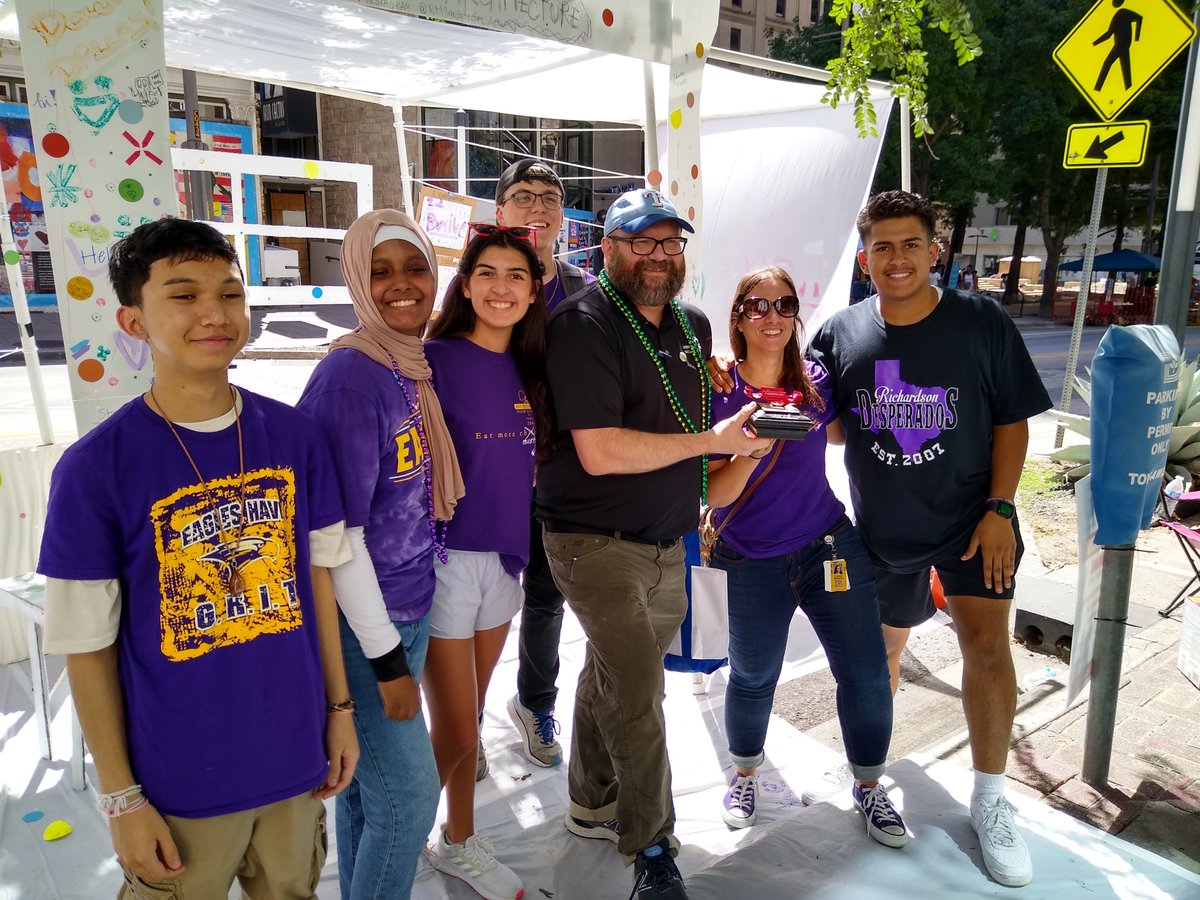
[{"xmin": 1055, "ymin": 168, "xmax": 1107, "ymax": 450}]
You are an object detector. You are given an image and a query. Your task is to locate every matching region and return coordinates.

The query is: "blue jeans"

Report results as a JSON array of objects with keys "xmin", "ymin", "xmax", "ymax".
[
  {"xmin": 336, "ymin": 612, "xmax": 440, "ymax": 900},
  {"xmin": 711, "ymin": 517, "xmax": 892, "ymax": 782}
]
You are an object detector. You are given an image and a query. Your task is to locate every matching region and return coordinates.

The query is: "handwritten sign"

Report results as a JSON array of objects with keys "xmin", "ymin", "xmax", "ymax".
[
  {"xmin": 17, "ymin": 0, "xmax": 175, "ymax": 432},
  {"xmin": 416, "ymin": 185, "xmax": 483, "ymax": 269}
]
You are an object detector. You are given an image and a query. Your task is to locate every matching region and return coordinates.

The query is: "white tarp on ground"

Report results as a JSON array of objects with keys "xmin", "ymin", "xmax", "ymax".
[{"xmin": 3, "ymin": 603, "xmax": 1199, "ymax": 900}]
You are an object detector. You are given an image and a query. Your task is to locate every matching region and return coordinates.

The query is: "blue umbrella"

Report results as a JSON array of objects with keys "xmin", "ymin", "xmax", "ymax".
[{"xmin": 1058, "ymin": 249, "xmax": 1160, "ymax": 271}]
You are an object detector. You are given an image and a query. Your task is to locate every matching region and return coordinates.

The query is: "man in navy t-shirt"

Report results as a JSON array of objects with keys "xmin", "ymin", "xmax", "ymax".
[{"xmin": 810, "ymin": 191, "xmax": 1051, "ymax": 889}]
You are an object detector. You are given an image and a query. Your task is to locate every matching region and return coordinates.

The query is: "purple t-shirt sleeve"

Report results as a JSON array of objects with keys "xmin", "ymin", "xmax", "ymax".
[
  {"xmin": 298, "ymin": 376, "xmax": 387, "ymax": 529},
  {"xmin": 40, "ymin": 440, "xmax": 123, "ymax": 581},
  {"xmin": 303, "ymin": 417, "xmax": 348, "ymax": 533}
]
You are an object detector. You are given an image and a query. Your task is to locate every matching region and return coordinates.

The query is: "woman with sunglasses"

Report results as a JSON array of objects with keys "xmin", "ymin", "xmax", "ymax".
[
  {"xmin": 420, "ymin": 224, "xmax": 552, "ymax": 900},
  {"xmin": 297, "ymin": 210, "xmax": 464, "ymax": 900},
  {"xmin": 706, "ymin": 266, "xmax": 907, "ymax": 849}
]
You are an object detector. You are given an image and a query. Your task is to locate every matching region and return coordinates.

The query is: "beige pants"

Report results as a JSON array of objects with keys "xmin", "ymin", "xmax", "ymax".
[{"xmin": 118, "ymin": 792, "xmax": 326, "ymax": 900}]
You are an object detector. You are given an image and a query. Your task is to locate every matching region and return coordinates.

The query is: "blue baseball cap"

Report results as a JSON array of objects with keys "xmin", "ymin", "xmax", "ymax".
[{"xmin": 603, "ymin": 188, "xmax": 695, "ymax": 237}]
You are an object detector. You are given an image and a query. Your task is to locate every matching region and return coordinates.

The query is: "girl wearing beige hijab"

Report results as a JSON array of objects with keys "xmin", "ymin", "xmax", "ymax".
[{"xmin": 297, "ymin": 209, "xmax": 463, "ymax": 899}]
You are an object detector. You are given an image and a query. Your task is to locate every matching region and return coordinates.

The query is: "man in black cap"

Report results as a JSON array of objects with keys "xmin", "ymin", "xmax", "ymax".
[
  {"xmin": 538, "ymin": 187, "xmax": 769, "ymax": 899},
  {"xmin": 494, "ymin": 159, "xmax": 595, "ymax": 773}
]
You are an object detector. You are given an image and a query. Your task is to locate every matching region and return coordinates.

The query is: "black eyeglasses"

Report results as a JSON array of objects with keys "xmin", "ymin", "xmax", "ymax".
[
  {"xmin": 738, "ymin": 295, "xmax": 800, "ymax": 319},
  {"xmin": 499, "ymin": 190, "xmax": 563, "ymax": 210},
  {"xmin": 608, "ymin": 235, "xmax": 688, "ymax": 257},
  {"xmin": 468, "ymin": 222, "xmax": 539, "ymax": 249}
]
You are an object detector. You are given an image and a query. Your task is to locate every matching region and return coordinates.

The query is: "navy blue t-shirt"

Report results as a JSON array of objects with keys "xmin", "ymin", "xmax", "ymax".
[{"xmin": 808, "ymin": 290, "xmax": 1051, "ymax": 571}]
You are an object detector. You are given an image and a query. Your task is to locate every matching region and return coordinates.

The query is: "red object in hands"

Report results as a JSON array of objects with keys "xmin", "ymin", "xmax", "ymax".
[
  {"xmin": 743, "ymin": 384, "xmax": 804, "ymax": 407},
  {"xmin": 930, "ymin": 568, "xmax": 946, "ymax": 609}
]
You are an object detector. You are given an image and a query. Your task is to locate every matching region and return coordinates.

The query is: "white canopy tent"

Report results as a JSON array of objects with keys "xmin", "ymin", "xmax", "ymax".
[{"xmin": 6, "ymin": 0, "xmax": 889, "ymax": 341}]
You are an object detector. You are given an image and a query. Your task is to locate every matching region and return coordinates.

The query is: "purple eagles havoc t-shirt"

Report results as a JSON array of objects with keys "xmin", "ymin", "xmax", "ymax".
[
  {"xmin": 710, "ymin": 362, "xmax": 845, "ymax": 559},
  {"xmin": 38, "ymin": 390, "xmax": 344, "ymax": 818},
  {"xmin": 425, "ymin": 337, "xmax": 537, "ymax": 575},
  {"xmin": 297, "ymin": 348, "xmax": 436, "ymax": 622}
]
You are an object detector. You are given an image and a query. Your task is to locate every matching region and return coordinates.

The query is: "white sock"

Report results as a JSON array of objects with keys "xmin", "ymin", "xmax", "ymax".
[{"xmin": 971, "ymin": 769, "xmax": 1006, "ymax": 806}]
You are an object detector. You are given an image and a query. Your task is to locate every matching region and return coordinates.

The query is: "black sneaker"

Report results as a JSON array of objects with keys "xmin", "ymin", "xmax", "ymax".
[{"xmin": 628, "ymin": 839, "xmax": 688, "ymax": 899}]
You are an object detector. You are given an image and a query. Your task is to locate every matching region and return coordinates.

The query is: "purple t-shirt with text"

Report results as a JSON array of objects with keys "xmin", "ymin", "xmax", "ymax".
[
  {"xmin": 297, "ymin": 348, "xmax": 436, "ymax": 622},
  {"xmin": 38, "ymin": 391, "xmax": 343, "ymax": 818},
  {"xmin": 426, "ymin": 337, "xmax": 536, "ymax": 574},
  {"xmin": 711, "ymin": 362, "xmax": 845, "ymax": 558}
]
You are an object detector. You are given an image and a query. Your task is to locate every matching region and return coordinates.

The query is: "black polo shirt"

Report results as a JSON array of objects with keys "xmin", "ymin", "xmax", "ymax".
[{"xmin": 536, "ymin": 281, "xmax": 713, "ymax": 543}]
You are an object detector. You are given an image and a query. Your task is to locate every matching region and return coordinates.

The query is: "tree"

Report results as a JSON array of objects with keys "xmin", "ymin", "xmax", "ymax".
[{"xmin": 822, "ymin": 0, "xmax": 982, "ymax": 136}]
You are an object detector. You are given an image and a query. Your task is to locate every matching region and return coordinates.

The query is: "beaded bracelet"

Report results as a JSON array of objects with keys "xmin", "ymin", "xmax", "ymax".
[
  {"xmin": 97, "ymin": 784, "xmax": 147, "ymax": 818},
  {"xmin": 327, "ymin": 698, "xmax": 357, "ymax": 716}
]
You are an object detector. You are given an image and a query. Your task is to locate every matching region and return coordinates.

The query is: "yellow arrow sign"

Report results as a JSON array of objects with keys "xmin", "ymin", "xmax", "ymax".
[
  {"xmin": 1054, "ymin": 0, "xmax": 1196, "ymax": 121},
  {"xmin": 1063, "ymin": 120, "xmax": 1151, "ymax": 168}
]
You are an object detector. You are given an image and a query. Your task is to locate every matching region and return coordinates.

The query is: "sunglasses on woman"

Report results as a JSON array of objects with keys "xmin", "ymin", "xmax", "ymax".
[
  {"xmin": 468, "ymin": 222, "xmax": 539, "ymax": 249},
  {"xmin": 738, "ymin": 295, "xmax": 800, "ymax": 320}
]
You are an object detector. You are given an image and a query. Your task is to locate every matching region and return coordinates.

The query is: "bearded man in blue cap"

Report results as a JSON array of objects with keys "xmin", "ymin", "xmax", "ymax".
[{"xmin": 536, "ymin": 188, "xmax": 769, "ymax": 899}]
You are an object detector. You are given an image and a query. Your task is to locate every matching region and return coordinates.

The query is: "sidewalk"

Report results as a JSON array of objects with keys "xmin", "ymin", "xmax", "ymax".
[{"xmin": 930, "ymin": 610, "xmax": 1200, "ymax": 876}]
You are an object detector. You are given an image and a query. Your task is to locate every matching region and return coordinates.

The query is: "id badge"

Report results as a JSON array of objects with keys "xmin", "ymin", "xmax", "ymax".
[{"xmin": 824, "ymin": 558, "xmax": 850, "ymax": 592}]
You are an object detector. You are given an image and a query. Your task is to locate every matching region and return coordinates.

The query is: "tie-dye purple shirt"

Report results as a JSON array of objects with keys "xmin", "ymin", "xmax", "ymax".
[{"xmin": 298, "ymin": 348, "xmax": 436, "ymax": 621}]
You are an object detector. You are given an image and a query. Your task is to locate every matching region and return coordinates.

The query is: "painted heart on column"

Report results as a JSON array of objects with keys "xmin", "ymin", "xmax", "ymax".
[{"xmin": 114, "ymin": 329, "xmax": 149, "ymax": 370}]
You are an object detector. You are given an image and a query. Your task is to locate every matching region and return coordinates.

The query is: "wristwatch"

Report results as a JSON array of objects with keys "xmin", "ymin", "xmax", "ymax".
[{"xmin": 984, "ymin": 497, "xmax": 1016, "ymax": 519}]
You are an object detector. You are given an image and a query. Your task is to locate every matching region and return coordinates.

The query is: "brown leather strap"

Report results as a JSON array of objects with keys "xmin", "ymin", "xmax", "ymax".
[{"xmin": 709, "ymin": 440, "xmax": 786, "ymax": 547}]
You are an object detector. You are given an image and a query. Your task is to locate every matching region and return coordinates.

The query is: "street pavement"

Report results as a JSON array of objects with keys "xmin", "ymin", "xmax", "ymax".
[{"xmin": 3, "ymin": 308, "xmax": 1199, "ymax": 877}]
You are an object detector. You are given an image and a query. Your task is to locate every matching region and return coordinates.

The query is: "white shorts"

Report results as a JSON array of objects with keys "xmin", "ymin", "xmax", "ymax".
[{"xmin": 429, "ymin": 549, "xmax": 523, "ymax": 640}]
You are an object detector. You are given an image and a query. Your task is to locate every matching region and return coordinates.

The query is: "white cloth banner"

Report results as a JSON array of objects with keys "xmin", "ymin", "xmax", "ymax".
[{"xmin": 662, "ymin": 104, "xmax": 890, "ymax": 348}]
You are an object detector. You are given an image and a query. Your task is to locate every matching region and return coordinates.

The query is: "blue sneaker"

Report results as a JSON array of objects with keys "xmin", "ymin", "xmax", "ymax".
[
  {"xmin": 852, "ymin": 782, "xmax": 908, "ymax": 848},
  {"xmin": 507, "ymin": 695, "xmax": 562, "ymax": 767}
]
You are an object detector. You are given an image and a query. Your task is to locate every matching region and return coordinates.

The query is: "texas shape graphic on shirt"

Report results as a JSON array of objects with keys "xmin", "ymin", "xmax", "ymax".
[{"xmin": 854, "ymin": 360, "xmax": 959, "ymax": 464}]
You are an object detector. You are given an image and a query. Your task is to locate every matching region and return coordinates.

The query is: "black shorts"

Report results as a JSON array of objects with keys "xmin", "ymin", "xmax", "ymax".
[{"xmin": 872, "ymin": 518, "xmax": 1025, "ymax": 629}]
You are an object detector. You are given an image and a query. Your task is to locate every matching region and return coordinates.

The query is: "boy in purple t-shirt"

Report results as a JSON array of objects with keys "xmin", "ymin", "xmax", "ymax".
[{"xmin": 38, "ymin": 219, "xmax": 357, "ymax": 897}]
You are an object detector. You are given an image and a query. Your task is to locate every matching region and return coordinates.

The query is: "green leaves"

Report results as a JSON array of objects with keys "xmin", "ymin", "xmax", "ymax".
[{"xmin": 819, "ymin": 1, "xmax": 981, "ymax": 137}]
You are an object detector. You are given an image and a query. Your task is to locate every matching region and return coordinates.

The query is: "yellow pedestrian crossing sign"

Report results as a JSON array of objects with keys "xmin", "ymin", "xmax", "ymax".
[
  {"xmin": 1054, "ymin": 0, "xmax": 1197, "ymax": 121},
  {"xmin": 1063, "ymin": 120, "xmax": 1151, "ymax": 168}
]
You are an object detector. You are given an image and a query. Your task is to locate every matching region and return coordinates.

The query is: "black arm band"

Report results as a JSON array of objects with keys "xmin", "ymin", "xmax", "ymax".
[{"xmin": 368, "ymin": 641, "xmax": 412, "ymax": 682}]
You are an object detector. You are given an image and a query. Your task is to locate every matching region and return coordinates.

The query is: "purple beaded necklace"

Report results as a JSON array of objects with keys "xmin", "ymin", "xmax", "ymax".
[{"xmin": 384, "ymin": 349, "xmax": 448, "ymax": 564}]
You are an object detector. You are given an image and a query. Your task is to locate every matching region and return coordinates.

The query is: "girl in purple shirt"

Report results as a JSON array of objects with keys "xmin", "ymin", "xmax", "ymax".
[
  {"xmin": 422, "ymin": 227, "xmax": 552, "ymax": 900},
  {"xmin": 707, "ymin": 266, "xmax": 907, "ymax": 850}
]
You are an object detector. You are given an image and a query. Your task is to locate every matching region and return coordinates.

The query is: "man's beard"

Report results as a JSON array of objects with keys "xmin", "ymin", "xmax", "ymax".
[{"xmin": 606, "ymin": 252, "xmax": 685, "ymax": 308}]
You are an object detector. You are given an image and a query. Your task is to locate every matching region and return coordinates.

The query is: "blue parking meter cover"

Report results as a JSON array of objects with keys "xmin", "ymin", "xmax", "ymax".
[{"xmin": 1090, "ymin": 324, "xmax": 1182, "ymax": 545}]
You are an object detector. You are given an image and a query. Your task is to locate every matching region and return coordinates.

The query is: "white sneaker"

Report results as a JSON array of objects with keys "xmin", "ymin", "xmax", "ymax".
[
  {"xmin": 430, "ymin": 828, "xmax": 524, "ymax": 900},
  {"xmin": 970, "ymin": 796, "xmax": 1033, "ymax": 887},
  {"xmin": 800, "ymin": 762, "xmax": 852, "ymax": 805},
  {"xmin": 412, "ymin": 845, "xmax": 451, "ymax": 900}
]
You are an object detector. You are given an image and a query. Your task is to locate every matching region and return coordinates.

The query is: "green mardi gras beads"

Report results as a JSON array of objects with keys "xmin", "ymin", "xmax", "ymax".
[{"xmin": 598, "ymin": 270, "xmax": 711, "ymax": 505}]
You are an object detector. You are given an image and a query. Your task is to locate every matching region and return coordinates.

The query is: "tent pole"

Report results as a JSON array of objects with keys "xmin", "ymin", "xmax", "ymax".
[
  {"xmin": 391, "ymin": 102, "xmax": 414, "ymax": 216},
  {"xmin": 899, "ymin": 97, "xmax": 912, "ymax": 193},
  {"xmin": 642, "ymin": 61, "xmax": 659, "ymax": 181},
  {"xmin": 1, "ymin": 201, "xmax": 53, "ymax": 445}
]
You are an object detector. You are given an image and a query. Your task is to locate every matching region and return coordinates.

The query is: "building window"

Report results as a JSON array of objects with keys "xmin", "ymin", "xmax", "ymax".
[
  {"xmin": 810, "ymin": 0, "xmax": 823, "ymax": 23},
  {"xmin": 777, "ymin": 0, "xmax": 787, "ymax": 17},
  {"xmin": 729, "ymin": 26, "xmax": 742, "ymax": 52}
]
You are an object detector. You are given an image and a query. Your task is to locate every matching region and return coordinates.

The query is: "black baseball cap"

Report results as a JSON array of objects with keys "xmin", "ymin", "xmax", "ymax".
[{"xmin": 495, "ymin": 159, "xmax": 565, "ymax": 203}]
